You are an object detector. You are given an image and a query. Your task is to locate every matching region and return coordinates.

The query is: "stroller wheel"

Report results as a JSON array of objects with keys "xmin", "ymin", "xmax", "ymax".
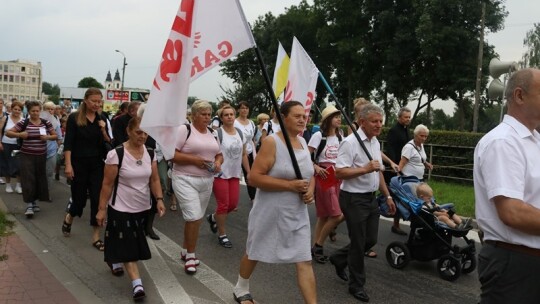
[
  {"xmin": 386, "ymin": 241, "xmax": 410, "ymax": 269},
  {"xmin": 461, "ymin": 252, "xmax": 477, "ymax": 274},
  {"xmin": 437, "ymin": 254, "xmax": 461, "ymax": 281}
]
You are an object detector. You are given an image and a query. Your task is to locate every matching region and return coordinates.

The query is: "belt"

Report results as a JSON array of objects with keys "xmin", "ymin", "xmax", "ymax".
[
  {"xmin": 485, "ymin": 240, "xmax": 540, "ymax": 257},
  {"xmin": 355, "ymin": 191, "xmax": 376, "ymax": 197}
]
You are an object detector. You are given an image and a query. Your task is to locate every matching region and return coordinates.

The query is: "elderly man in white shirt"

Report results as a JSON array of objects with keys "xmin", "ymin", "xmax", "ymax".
[{"xmin": 474, "ymin": 68, "xmax": 540, "ymax": 304}]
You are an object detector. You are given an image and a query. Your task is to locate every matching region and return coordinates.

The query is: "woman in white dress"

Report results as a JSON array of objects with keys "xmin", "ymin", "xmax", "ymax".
[{"xmin": 233, "ymin": 101, "xmax": 316, "ymax": 304}]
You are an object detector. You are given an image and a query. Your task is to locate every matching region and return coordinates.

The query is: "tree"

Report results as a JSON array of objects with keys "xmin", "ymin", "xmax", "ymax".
[
  {"xmin": 78, "ymin": 77, "xmax": 104, "ymax": 89},
  {"xmin": 523, "ymin": 23, "xmax": 540, "ymax": 68},
  {"xmin": 42, "ymin": 81, "xmax": 61, "ymax": 103}
]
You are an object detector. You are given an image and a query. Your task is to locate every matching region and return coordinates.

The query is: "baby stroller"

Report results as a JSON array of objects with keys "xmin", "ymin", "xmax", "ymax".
[{"xmin": 380, "ymin": 176, "xmax": 476, "ymax": 281}]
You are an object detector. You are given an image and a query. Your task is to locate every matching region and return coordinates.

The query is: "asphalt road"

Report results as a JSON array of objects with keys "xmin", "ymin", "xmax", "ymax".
[{"xmin": 2, "ymin": 177, "xmax": 481, "ymax": 304}]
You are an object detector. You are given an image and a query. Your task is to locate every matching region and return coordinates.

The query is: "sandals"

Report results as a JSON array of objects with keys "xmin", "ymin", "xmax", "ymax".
[
  {"xmin": 184, "ymin": 257, "xmax": 198, "ymax": 275},
  {"xmin": 133, "ymin": 285, "xmax": 146, "ymax": 301},
  {"xmin": 311, "ymin": 245, "xmax": 328, "ymax": 264},
  {"xmin": 169, "ymin": 203, "xmax": 177, "ymax": 211},
  {"xmin": 106, "ymin": 262, "xmax": 124, "ymax": 277},
  {"xmin": 234, "ymin": 292, "xmax": 254, "ymax": 304},
  {"xmin": 92, "ymin": 240, "xmax": 105, "ymax": 251},
  {"xmin": 62, "ymin": 216, "xmax": 72, "ymax": 237},
  {"xmin": 207, "ymin": 214, "xmax": 217, "ymax": 234},
  {"xmin": 181, "ymin": 252, "xmax": 200, "ymax": 266},
  {"xmin": 218, "ymin": 235, "xmax": 233, "ymax": 248},
  {"xmin": 365, "ymin": 249, "xmax": 377, "ymax": 258}
]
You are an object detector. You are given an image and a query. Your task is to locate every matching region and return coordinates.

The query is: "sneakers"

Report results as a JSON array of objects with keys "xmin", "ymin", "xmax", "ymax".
[
  {"xmin": 206, "ymin": 214, "xmax": 217, "ymax": 234},
  {"xmin": 184, "ymin": 258, "xmax": 198, "ymax": 275},
  {"xmin": 0, "ymin": 177, "xmax": 5, "ymax": 184},
  {"xmin": 32, "ymin": 204, "xmax": 40, "ymax": 212},
  {"xmin": 218, "ymin": 235, "xmax": 233, "ymax": 248},
  {"xmin": 25, "ymin": 206, "xmax": 34, "ymax": 218},
  {"xmin": 15, "ymin": 184, "xmax": 22, "ymax": 194},
  {"xmin": 5, "ymin": 184, "xmax": 13, "ymax": 193},
  {"xmin": 180, "ymin": 252, "xmax": 200, "ymax": 266}
]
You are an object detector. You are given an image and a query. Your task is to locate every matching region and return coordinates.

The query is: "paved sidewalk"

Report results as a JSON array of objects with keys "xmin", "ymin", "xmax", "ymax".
[{"xmin": 0, "ymin": 234, "xmax": 78, "ymax": 304}]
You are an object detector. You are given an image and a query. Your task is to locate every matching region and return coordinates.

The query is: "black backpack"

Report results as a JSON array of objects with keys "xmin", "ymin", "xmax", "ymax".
[{"xmin": 111, "ymin": 145, "xmax": 155, "ymax": 206}]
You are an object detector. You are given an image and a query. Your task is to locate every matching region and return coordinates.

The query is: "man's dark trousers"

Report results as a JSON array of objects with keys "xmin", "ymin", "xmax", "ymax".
[{"xmin": 331, "ymin": 191, "xmax": 380, "ymax": 291}]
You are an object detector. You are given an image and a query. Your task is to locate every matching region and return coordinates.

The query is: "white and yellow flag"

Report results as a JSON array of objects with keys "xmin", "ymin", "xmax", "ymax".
[
  {"xmin": 141, "ymin": 0, "xmax": 256, "ymax": 160},
  {"xmin": 272, "ymin": 42, "xmax": 290, "ymax": 99}
]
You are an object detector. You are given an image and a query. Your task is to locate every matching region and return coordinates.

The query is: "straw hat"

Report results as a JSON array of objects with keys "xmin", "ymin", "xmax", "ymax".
[{"xmin": 320, "ymin": 106, "xmax": 340, "ymax": 123}]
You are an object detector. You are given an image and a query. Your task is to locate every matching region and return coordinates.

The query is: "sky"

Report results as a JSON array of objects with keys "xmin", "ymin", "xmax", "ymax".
[{"xmin": 1, "ymin": 0, "xmax": 538, "ymax": 112}]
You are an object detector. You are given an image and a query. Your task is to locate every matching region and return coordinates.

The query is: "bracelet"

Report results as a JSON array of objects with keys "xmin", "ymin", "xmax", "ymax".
[
  {"xmin": 156, "ymin": 197, "xmax": 164, "ymax": 201},
  {"xmin": 387, "ymin": 196, "xmax": 393, "ymax": 199}
]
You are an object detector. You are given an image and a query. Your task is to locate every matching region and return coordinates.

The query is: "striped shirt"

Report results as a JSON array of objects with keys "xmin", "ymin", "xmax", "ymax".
[{"xmin": 14, "ymin": 118, "xmax": 54, "ymax": 155}]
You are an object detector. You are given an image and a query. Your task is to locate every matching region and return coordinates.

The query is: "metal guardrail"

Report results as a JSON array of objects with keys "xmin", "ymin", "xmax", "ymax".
[{"xmin": 381, "ymin": 141, "xmax": 475, "ymax": 184}]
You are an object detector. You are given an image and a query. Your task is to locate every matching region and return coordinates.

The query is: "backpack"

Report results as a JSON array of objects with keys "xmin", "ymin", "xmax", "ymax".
[
  {"xmin": 217, "ymin": 127, "xmax": 243, "ymax": 143},
  {"xmin": 111, "ymin": 145, "xmax": 155, "ymax": 206},
  {"xmin": 313, "ymin": 132, "xmax": 342, "ymax": 163},
  {"xmin": 16, "ymin": 118, "xmax": 48, "ymax": 149},
  {"xmin": 210, "ymin": 115, "xmax": 222, "ymax": 128},
  {"xmin": 1, "ymin": 112, "xmax": 9, "ymax": 137},
  {"xmin": 184, "ymin": 123, "xmax": 218, "ymax": 142},
  {"xmin": 266, "ymin": 120, "xmax": 273, "ymax": 135}
]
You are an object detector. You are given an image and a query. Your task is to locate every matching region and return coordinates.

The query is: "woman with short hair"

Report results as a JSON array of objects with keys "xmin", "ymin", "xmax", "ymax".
[
  {"xmin": 399, "ymin": 124, "xmax": 433, "ymax": 180},
  {"xmin": 171, "ymin": 100, "xmax": 223, "ymax": 274}
]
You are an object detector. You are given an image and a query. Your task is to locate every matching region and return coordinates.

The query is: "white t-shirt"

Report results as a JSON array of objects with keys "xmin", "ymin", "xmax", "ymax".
[
  {"xmin": 105, "ymin": 148, "xmax": 153, "ymax": 213},
  {"xmin": 474, "ymin": 115, "xmax": 540, "ymax": 248},
  {"xmin": 218, "ymin": 128, "xmax": 245, "ymax": 179},
  {"xmin": 336, "ymin": 128, "xmax": 383, "ymax": 193},
  {"xmin": 234, "ymin": 119, "xmax": 256, "ymax": 154},
  {"xmin": 262, "ymin": 119, "xmax": 280, "ymax": 135},
  {"xmin": 400, "ymin": 140, "xmax": 427, "ymax": 179},
  {"xmin": 2, "ymin": 115, "xmax": 21, "ymax": 144},
  {"xmin": 308, "ymin": 132, "xmax": 340, "ymax": 164}
]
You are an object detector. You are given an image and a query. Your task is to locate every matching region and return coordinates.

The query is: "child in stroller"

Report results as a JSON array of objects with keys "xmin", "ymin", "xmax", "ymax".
[
  {"xmin": 384, "ymin": 176, "xmax": 477, "ymax": 281},
  {"xmin": 416, "ymin": 183, "xmax": 472, "ymax": 230}
]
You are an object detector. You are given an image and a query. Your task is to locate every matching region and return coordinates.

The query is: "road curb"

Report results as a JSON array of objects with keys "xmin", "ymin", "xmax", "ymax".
[{"xmin": 0, "ymin": 196, "xmax": 104, "ymax": 304}]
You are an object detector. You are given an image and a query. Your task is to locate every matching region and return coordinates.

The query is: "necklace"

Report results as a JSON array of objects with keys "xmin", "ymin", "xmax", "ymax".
[{"xmin": 127, "ymin": 143, "xmax": 144, "ymax": 165}]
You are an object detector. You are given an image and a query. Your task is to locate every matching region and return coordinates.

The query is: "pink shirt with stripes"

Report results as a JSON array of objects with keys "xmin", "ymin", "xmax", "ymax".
[{"xmin": 14, "ymin": 118, "xmax": 54, "ymax": 155}]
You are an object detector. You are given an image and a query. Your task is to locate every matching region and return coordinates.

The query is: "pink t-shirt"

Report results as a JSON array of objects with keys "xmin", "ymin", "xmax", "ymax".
[
  {"xmin": 173, "ymin": 124, "xmax": 221, "ymax": 177},
  {"xmin": 105, "ymin": 148, "xmax": 153, "ymax": 213}
]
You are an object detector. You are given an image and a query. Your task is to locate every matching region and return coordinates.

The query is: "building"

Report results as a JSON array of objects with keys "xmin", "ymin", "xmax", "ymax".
[{"xmin": 0, "ymin": 59, "xmax": 42, "ymax": 101}]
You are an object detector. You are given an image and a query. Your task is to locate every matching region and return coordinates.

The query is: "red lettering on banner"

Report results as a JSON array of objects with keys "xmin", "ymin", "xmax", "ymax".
[
  {"xmin": 171, "ymin": 0, "xmax": 194, "ymax": 37},
  {"xmin": 190, "ymin": 40, "xmax": 234, "ymax": 77},
  {"xmin": 217, "ymin": 41, "xmax": 233, "ymax": 57},
  {"xmin": 305, "ymin": 92, "xmax": 314, "ymax": 108},
  {"xmin": 156, "ymin": 39, "xmax": 184, "ymax": 88}
]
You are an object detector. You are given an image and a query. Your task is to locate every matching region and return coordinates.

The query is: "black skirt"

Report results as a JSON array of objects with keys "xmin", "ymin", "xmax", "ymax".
[{"xmin": 104, "ymin": 206, "xmax": 151, "ymax": 263}]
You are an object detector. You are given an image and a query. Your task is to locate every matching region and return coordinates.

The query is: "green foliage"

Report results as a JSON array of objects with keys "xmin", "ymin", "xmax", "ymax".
[
  {"xmin": 522, "ymin": 23, "xmax": 540, "ymax": 68},
  {"xmin": 430, "ymin": 180, "xmax": 475, "ymax": 218},
  {"xmin": 42, "ymin": 82, "xmax": 61, "ymax": 104},
  {"xmin": 78, "ymin": 77, "xmax": 104, "ymax": 89}
]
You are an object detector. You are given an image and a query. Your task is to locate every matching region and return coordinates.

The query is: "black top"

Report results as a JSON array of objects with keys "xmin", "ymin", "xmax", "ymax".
[
  {"xmin": 63, "ymin": 112, "xmax": 104, "ymax": 159},
  {"xmin": 112, "ymin": 113, "xmax": 133, "ymax": 146},
  {"xmin": 385, "ymin": 122, "xmax": 410, "ymax": 163}
]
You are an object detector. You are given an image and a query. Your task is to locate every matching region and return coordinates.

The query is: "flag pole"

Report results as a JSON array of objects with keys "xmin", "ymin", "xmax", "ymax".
[
  {"xmin": 318, "ymin": 72, "xmax": 373, "ymax": 161},
  {"xmin": 253, "ymin": 46, "xmax": 303, "ymax": 180}
]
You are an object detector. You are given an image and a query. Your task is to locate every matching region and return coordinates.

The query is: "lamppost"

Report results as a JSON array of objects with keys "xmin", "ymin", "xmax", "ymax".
[{"xmin": 115, "ymin": 49, "xmax": 127, "ymax": 92}]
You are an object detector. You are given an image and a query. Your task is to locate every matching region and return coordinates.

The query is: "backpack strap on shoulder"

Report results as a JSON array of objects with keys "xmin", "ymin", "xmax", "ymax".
[{"xmin": 111, "ymin": 145, "xmax": 124, "ymax": 206}]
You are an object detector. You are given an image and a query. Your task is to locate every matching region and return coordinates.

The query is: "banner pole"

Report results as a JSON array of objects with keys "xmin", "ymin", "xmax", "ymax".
[
  {"xmin": 253, "ymin": 46, "xmax": 303, "ymax": 180},
  {"xmin": 318, "ymin": 72, "xmax": 373, "ymax": 161}
]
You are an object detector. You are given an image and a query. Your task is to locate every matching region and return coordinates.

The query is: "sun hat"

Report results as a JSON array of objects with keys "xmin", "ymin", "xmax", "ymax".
[{"xmin": 320, "ymin": 106, "xmax": 340, "ymax": 123}]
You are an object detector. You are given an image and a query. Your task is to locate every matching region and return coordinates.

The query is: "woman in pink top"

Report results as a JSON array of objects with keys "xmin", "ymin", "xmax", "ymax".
[
  {"xmin": 96, "ymin": 117, "xmax": 165, "ymax": 301},
  {"xmin": 171, "ymin": 100, "xmax": 223, "ymax": 275}
]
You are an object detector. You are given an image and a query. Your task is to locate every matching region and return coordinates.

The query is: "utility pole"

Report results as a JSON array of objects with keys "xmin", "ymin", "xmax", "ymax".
[
  {"xmin": 473, "ymin": 2, "xmax": 486, "ymax": 132},
  {"xmin": 115, "ymin": 50, "xmax": 127, "ymax": 92}
]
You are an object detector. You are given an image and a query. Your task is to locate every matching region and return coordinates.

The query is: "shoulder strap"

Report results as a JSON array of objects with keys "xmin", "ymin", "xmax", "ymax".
[
  {"xmin": 1, "ymin": 113, "xmax": 9, "ymax": 136},
  {"xmin": 235, "ymin": 127, "xmax": 244, "ymax": 141},
  {"xmin": 185, "ymin": 123, "xmax": 192, "ymax": 140},
  {"xmin": 314, "ymin": 134, "xmax": 327, "ymax": 163},
  {"xmin": 217, "ymin": 128, "xmax": 223, "ymax": 143},
  {"xmin": 408, "ymin": 142, "xmax": 425, "ymax": 163},
  {"xmin": 147, "ymin": 147, "xmax": 155, "ymax": 162},
  {"xmin": 111, "ymin": 146, "xmax": 124, "ymax": 206},
  {"xmin": 267, "ymin": 120, "xmax": 273, "ymax": 134}
]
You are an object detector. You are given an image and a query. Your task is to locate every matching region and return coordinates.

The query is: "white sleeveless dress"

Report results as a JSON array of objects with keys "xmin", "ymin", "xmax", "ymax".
[{"xmin": 246, "ymin": 133, "xmax": 314, "ymax": 263}]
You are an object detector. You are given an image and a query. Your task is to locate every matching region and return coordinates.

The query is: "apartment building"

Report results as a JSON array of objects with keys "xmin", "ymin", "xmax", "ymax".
[{"xmin": 0, "ymin": 59, "xmax": 42, "ymax": 101}]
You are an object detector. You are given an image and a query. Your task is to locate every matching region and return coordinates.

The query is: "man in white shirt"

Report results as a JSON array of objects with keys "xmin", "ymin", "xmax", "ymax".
[
  {"xmin": 474, "ymin": 68, "xmax": 540, "ymax": 304},
  {"xmin": 331, "ymin": 104, "xmax": 396, "ymax": 302}
]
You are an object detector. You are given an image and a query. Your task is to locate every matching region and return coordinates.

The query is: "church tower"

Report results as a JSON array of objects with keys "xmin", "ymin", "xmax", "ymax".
[
  {"xmin": 104, "ymin": 70, "xmax": 113, "ymax": 89},
  {"xmin": 113, "ymin": 69, "xmax": 122, "ymax": 90}
]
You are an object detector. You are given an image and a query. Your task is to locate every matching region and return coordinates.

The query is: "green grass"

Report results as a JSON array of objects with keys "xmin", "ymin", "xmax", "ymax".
[
  {"xmin": 0, "ymin": 209, "xmax": 15, "ymax": 261},
  {"xmin": 430, "ymin": 180, "xmax": 475, "ymax": 218}
]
